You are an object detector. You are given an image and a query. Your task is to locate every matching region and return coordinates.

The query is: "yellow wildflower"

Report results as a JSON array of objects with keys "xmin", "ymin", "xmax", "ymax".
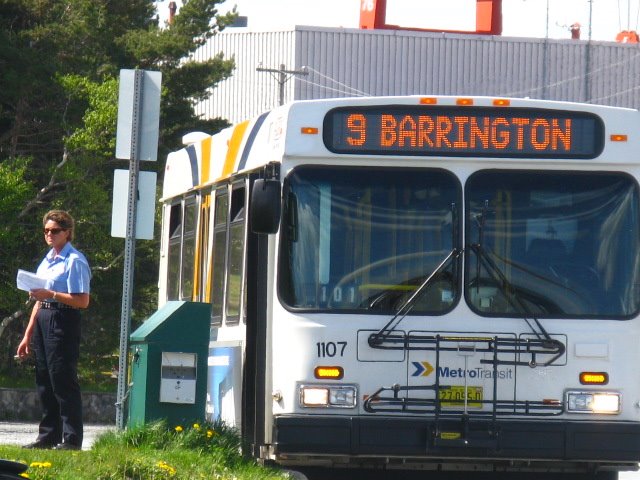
[
  {"xmin": 157, "ymin": 460, "xmax": 177, "ymax": 476},
  {"xmin": 29, "ymin": 461, "xmax": 52, "ymax": 468},
  {"xmin": 174, "ymin": 425, "xmax": 183, "ymax": 432},
  {"xmin": 207, "ymin": 430, "xmax": 214, "ymax": 438},
  {"xmin": 192, "ymin": 423, "xmax": 200, "ymax": 430}
]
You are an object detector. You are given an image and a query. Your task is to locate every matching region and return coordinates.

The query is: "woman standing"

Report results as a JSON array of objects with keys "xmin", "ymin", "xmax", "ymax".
[{"xmin": 16, "ymin": 210, "xmax": 91, "ymax": 450}]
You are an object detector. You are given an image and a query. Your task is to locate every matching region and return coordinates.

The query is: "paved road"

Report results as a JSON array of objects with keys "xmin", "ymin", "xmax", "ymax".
[{"xmin": 0, "ymin": 422, "xmax": 114, "ymax": 451}]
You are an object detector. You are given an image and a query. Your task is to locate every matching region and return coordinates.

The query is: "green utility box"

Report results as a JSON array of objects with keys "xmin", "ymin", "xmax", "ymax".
[{"xmin": 128, "ymin": 301, "xmax": 211, "ymax": 428}]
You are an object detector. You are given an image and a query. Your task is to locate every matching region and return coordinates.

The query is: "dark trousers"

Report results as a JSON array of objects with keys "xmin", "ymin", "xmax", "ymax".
[{"xmin": 32, "ymin": 308, "xmax": 83, "ymax": 447}]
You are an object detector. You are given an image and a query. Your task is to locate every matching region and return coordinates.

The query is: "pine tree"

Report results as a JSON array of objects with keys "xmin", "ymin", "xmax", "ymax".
[{"xmin": 0, "ymin": 0, "xmax": 236, "ymax": 382}]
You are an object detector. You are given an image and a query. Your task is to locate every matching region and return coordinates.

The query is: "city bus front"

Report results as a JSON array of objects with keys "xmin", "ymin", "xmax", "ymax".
[{"xmin": 267, "ymin": 100, "xmax": 640, "ymax": 477}]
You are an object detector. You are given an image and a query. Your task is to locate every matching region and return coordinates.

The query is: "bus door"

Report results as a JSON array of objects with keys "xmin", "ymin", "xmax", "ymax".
[{"xmin": 208, "ymin": 179, "xmax": 249, "ymax": 428}]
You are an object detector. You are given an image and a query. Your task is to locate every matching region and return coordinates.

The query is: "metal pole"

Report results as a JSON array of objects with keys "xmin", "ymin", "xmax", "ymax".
[
  {"xmin": 542, "ymin": 0, "xmax": 549, "ymax": 100},
  {"xmin": 279, "ymin": 63, "xmax": 286, "ymax": 106},
  {"xmin": 585, "ymin": 0, "xmax": 593, "ymax": 102},
  {"xmin": 115, "ymin": 69, "xmax": 143, "ymax": 430},
  {"xmin": 256, "ymin": 64, "xmax": 308, "ymax": 106}
]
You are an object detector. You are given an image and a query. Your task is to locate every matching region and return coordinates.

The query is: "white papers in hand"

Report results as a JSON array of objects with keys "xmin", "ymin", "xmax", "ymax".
[{"xmin": 16, "ymin": 269, "xmax": 47, "ymax": 292}]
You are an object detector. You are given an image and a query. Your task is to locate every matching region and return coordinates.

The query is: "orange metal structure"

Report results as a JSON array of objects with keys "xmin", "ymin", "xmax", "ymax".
[
  {"xmin": 616, "ymin": 30, "xmax": 640, "ymax": 43},
  {"xmin": 359, "ymin": 0, "xmax": 502, "ymax": 36}
]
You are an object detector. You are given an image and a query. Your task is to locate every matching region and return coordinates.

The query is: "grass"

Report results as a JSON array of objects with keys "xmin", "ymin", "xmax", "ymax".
[{"xmin": 0, "ymin": 420, "xmax": 288, "ymax": 480}]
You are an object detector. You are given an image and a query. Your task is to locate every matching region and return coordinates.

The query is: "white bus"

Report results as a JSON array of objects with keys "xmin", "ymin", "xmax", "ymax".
[{"xmin": 158, "ymin": 95, "xmax": 640, "ymax": 479}]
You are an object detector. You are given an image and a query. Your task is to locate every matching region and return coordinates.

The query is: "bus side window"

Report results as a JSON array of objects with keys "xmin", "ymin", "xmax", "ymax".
[
  {"xmin": 211, "ymin": 191, "xmax": 229, "ymax": 326},
  {"xmin": 226, "ymin": 186, "xmax": 247, "ymax": 325},
  {"xmin": 167, "ymin": 203, "xmax": 182, "ymax": 300},
  {"xmin": 180, "ymin": 197, "xmax": 198, "ymax": 300}
]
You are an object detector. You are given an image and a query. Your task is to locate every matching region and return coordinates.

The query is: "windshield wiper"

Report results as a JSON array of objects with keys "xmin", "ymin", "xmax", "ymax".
[
  {"xmin": 468, "ymin": 201, "xmax": 564, "ymax": 360},
  {"xmin": 368, "ymin": 247, "xmax": 461, "ymax": 347},
  {"xmin": 469, "ymin": 242, "xmax": 563, "ymax": 356},
  {"xmin": 469, "ymin": 243, "xmax": 565, "ymax": 364},
  {"xmin": 369, "ymin": 202, "xmax": 461, "ymax": 347}
]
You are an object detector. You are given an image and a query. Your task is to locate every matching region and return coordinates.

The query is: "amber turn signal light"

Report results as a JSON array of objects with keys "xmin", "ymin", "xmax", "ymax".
[
  {"xmin": 314, "ymin": 366, "xmax": 344, "ymax": 380},
  {"xmin": 580, "ymin": 372, "xmax": 609, "ymax": 385}
]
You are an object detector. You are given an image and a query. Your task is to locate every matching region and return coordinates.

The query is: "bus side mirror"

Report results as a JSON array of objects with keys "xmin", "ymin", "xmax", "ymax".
[{"xmin": 251, "ymin": 179, "xmax": 281, "ymax": 234}]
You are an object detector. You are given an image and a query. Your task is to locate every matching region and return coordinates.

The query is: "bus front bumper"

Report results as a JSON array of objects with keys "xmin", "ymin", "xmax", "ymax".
[{"xmin": 272, "ymin": 415, "xmax": 640, "ymax": 470}]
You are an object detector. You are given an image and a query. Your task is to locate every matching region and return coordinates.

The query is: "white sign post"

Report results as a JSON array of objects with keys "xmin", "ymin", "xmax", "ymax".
[
  {"xmin": 113, "ymin": 69, "xmax": 161, "ymax": 430},
  {"xmin": 111, "ymin": 169, "xmax": 156, "ymax": 240}
]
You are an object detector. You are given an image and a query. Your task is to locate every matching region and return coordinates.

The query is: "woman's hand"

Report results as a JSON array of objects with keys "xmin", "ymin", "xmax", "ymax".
[
  {"xmin": 29, "ymin": 288, "xmax": 55, "ymax": 302},
  {"xmin": 16, "ymin": 337, "xmax": 31, "ymax": 359}
]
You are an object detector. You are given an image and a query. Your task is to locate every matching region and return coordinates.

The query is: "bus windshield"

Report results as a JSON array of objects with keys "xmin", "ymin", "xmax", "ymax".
[
  {"xmin": 279, "ymin": 167, "xmax": 640, "ymax": 318},
  {"xmin": 466, "ymin": 170, "xmax": 640, "ymax": 318},
  {"xmin": 279, "ymin": 166, "xmax": 461, "ymax": 312}
]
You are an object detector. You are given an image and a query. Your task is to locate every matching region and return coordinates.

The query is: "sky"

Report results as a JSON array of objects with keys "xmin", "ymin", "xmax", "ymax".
[{"xmin": 158, "ymin": 0, "xmax": 640, "ymax": 43}]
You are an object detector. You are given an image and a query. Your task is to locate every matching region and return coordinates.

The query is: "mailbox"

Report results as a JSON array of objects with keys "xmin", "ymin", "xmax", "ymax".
[{"xmin": 128, "ymin": 301, "xmax": 210, "ymax": 427}]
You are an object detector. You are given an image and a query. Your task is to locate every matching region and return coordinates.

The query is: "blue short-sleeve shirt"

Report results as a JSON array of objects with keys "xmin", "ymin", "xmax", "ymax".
[{"xmin": 36, "ymin": 242, "xmax": 91, "ymax": 294}]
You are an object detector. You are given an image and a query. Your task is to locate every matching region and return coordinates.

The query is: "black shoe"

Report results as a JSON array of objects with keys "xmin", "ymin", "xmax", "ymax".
[
  {"xmin": 23, "ymin": 440, "xmax": 55, "ymax": 449},
  {"xmin": 53, "ymin": 442, "xmax": 81, "ymax": 451}
]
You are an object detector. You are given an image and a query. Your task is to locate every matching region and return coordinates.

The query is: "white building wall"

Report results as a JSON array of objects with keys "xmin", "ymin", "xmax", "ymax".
[
  {"xmin": 194, "ymin": 30, "xmax": 296, "ymax": 124},
  {"xmin": 195, "ymin": 25, "xmax": 640, "ymax": 125}
]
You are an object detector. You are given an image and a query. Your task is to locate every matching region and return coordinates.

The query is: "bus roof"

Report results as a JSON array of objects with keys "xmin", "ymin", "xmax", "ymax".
[{"xmin": 162, "ymin": 95, "xmax": 639, "ymax": 201}]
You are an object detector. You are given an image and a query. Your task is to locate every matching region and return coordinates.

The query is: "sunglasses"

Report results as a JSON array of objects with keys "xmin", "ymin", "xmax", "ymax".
[{"xmin": 44, "ymin": 228, "xmax": 65, "ymax": 235}]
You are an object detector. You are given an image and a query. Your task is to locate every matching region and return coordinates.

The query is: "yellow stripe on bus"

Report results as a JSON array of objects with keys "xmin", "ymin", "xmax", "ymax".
[
  {"xmin": 201, "ymin": 136, "xmax": 212, "ymax": 186},
  {"xmin": 220, "ymin": 120, "xmax": 250, "ymax": 180},
  {"xmin": 192, "ymin": 196, "xmax": 210, "ymax": 301}
]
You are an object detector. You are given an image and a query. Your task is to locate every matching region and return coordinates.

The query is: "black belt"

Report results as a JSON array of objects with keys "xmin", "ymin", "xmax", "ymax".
[{"xmin": 40, "ymin": 301, "xmax": 76, "ymax": 310}]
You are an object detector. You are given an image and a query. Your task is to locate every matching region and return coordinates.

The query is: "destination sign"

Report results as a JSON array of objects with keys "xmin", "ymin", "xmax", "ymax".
[{"xmin": 323, "ymin": 106, "xmax": 604, "ymax": 159}]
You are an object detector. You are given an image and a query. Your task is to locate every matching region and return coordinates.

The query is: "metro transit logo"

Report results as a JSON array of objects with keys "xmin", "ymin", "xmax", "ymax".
[
  {"xmin": 412, "ymin": 361, "xmax": 434, "ymax": 377},
  {"xmin": 411, "ymin": 361, "xmax": 513, "ymax": 379}
]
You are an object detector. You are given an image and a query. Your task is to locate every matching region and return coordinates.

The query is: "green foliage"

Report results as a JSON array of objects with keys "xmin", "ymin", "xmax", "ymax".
[
  {"xmin": 91, "ymin": 420, "xmax": 280, "ymax": 480},
  {"xmin": 0, "ymin": 0, "xmax": 235, "ymax": 384},
  {"xmin": 59, "ymin": 75, "xmax": 119, "ymax": 157},
  {"xmin": 0, "ymin": 420, "xmax": 286, "ymax": 479},
  {"xmin": 0, "ymin": 157, "xmax": 34, "ymax": 313},
  {"xmin": 0, "ymin": 157, "xmax": 31, "ymax": 247}
]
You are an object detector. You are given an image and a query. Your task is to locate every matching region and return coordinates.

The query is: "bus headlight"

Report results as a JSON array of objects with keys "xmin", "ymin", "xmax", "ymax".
[
  {"xmin": 299, "ymin": 384, "xmax": 357, "ymax": 408},
  {"xmin": 566, "ymin": 390, "xmax": 621, "ymax": 414}
]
